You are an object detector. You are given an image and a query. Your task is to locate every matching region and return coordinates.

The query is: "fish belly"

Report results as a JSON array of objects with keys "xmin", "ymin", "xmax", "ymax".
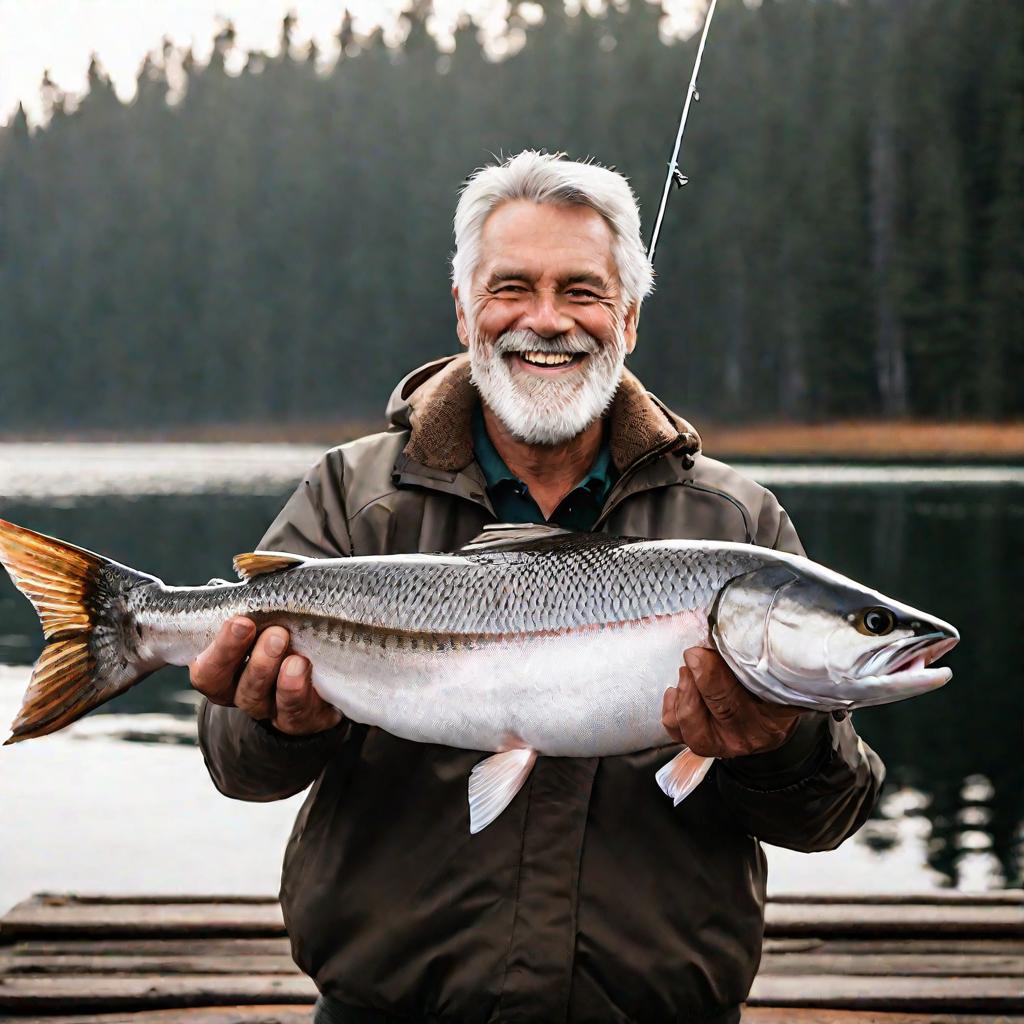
[{"xmin": 294, "ymin": 610, "xmax": 709, "ymax": 757}]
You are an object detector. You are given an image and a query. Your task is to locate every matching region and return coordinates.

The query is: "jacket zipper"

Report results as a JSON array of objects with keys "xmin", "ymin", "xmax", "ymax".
[
  {"xmin": 592, "ymin": 440, "xmax": 683, "ymax": 530},
  {"xmin": 594, "ymin": 451, "xmax": 755, "ymax": 542}
]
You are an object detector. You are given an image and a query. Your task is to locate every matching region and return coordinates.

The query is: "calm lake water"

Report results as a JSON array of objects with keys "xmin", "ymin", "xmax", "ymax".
[{"xmin": 0, "ymin": 446, "xmax": 1021, "ymax": 913}]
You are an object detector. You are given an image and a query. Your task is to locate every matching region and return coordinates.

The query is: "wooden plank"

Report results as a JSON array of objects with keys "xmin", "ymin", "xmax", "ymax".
[
  {"xmin": 0, "ymin": 953, "xmax": 300, "ymax": 975},
  {"xmin": 0, "ymin": 973, "xmax": 318, "ymax": 1013},
  {"xmin": 5, "ymin": 894, "xmax": 1022, "ymax": 941},
  {"xmin": 29, "ymin": 894, "xmax": 280, "ymax": 906},
  {"xmin": 25, "ymin": 890, "xmax": 1024, "ymax": 906},
  {"xmin": 759, "ymin": 951, "xmax": 1023, "ymax": 977},
  {"xmin": 0, "ymin": 900, "xmax": 286, "ymax": 941},
  {"xmin": 9, "ymin": 1007, "xmax": 316, "ymax": 1024},
  {"xmin": 764, "ymin": 902, "xmax": 1024, "ymax": 937},
  {"xmin": 14, "ymin": 936, "xmax": 1019, "ymax": 958},
  {"xmin": 16, "ymin": 950, "xmax": 1017, "ymax": 982},
  {"xmin": 9, "ymin": 1009, "xmax": 1024, "ymax": 1024},
  {"xmin": 762, "ymin": 938, "xmax": 1024, "ymax": 956},
  {"xmin": 769, "ymin": 891, "xmax": 1023, "ymax": 906},
  {"xmin": 747, "ymin": 974, "xmax": 1024, "ymax": 1012},
  {"xmin": 8, "ymin": 949, "xmax": 1018, "ymax": 980},
  {"xmin": 4, "ymin": 893, "xmax": 1023, "ymax": 1020},
  {"xmin": 743, "ymin": 1010, "xmax": 1024, "ymax": 1024},
  {"xmin": 762, "ymin": 938, "xmax": 823, "ymax": 953},
  {"xmin": 3, "ymin": 937, "xmax": 293, "ymax": 958},
  {"xmin": 3, "ymin": 971, "xmax": 1021, "ymax": 1017},
  {"xmin": 14, "ymin": 936, "xmax": 1019, "ymax": 961}
]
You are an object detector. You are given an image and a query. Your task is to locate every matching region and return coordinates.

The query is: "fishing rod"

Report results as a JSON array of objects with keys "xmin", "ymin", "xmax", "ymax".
[{"xmin": 646, "ymin": 0, "xmax": 719, "ymax": 266}]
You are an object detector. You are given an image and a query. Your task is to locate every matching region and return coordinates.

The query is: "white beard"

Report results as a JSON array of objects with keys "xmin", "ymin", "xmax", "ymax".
[{"xmin": 468, "ymin": 323, "xmax": 626, "ymax": 446}]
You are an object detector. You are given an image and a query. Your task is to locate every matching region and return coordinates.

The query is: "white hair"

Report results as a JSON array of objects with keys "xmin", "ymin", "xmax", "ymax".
[{"xmin": 451, "ymin": 150, "xmax": 655, "ymax": 313}]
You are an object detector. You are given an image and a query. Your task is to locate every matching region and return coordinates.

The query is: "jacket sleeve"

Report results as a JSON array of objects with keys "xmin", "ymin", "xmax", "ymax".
[
  {"xmin": 197, "ymin": 450, "xmax": 356, "ymax": 802},
  {"xmin": 714, "ymin": 488, "xmax": 886, "ymax": 852}
]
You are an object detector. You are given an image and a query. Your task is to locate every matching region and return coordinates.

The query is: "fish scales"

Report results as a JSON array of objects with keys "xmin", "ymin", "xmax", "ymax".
[{"xmin": 172, "ymin": 540, "xmax": 759, "ymax": 639}]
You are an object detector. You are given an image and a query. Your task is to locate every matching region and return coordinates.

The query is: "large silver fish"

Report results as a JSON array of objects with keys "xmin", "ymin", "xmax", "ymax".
[{"xmin": 0, "ymin": 519, "xmax": 958, "ymax": 832}]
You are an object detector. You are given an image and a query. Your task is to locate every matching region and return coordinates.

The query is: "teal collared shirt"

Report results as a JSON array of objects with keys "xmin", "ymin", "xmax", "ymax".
[{"xmin": 471, "ymin": 405, "xmax": 616, "ymax": 532}]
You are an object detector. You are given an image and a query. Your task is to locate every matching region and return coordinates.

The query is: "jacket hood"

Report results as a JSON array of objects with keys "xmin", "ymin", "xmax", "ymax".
[{"xmin": 385, "ymin": 353, "xmax": 701, "ymax": 475}]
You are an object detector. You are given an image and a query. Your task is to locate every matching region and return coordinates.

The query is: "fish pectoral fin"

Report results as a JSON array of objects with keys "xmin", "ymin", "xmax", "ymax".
[
  {"xmin": 232, "ymin": 551, "xmax": 307, "ymax": 581},
  {"xmin": 656, "ymin": 748, "xmax": 715, "ymax": 806},
  {"xmin": 468, "ymin": 748, "xmax": 537, "ymax": 834}
]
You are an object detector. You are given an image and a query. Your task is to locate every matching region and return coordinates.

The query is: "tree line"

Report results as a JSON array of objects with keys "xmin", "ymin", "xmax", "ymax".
[{"xmin": 0, "ymin": 0, "xmax": 1020, "ymax": 434}]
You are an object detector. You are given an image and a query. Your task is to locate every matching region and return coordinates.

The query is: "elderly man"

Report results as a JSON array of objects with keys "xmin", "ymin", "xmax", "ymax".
[{"xmin": 193, "ymin": 151, "xmax": 884, "ymax": 1024}]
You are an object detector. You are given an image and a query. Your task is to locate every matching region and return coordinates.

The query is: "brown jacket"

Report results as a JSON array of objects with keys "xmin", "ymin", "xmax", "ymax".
[{"xmin": 198, "ymin": 354, "xmax": 884, "ymax": 1024}]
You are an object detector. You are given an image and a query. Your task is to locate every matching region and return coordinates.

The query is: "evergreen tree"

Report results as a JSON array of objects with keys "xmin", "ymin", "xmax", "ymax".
[{"xmin": 0, "ymin": 0, "xmax": 1018, "ymax": 432}]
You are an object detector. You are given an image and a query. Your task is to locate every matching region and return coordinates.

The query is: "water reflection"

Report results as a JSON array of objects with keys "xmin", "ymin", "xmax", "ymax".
[
  {"xmin": 0, "ymin": 492, "xmax": 289, "ymax": 714},
  {"xmin": 774, "ymin": 483, "xmax": 1024, "ymax": 889},
  {"xmin": 0, "ymin": 476, "xmax": 1021, "ymax": 889}
]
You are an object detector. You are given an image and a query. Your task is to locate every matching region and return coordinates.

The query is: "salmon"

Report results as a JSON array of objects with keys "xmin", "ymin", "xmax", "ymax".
[{"xmin": 0, "ymin": 519, "xmax": 958, "ymax": 831}]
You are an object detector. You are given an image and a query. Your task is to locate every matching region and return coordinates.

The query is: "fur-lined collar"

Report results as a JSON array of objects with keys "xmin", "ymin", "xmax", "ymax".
[{"xmin": 398, "ymin": 354, "xmax": 700, "ymax": 474}]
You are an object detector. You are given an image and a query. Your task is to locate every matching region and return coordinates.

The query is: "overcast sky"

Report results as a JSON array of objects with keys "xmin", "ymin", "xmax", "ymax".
[{"xmin": 0, "ymin": 0, "xmax": 704, "ymax": 127}]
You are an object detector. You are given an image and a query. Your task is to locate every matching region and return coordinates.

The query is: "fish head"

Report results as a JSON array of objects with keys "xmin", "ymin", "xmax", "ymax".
[{"xmin": 711, "ymin": 561, "xmax": 959, "ymax": 712}]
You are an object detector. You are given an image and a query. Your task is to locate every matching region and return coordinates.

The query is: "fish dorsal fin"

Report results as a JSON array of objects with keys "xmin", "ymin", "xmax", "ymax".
[
  {"xmin": 233, "ymin": 551, "xmax": 307, "ymax": 581},
  {"xmin": 460, "ymin": 523, "xmax": 574, "ymax": 553}
]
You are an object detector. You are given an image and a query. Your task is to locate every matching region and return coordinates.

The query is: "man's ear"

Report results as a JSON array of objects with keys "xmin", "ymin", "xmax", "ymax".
[
  {"xmin": 623, "ymin": 301, "xmax": 640, "ymax": 355},
  {"xmin": 453, "ymin": 285, "xmax": 469, "ymax": 349}
]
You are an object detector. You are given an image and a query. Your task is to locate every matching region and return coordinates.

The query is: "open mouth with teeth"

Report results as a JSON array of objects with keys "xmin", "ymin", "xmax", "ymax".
[{"xmin": 510, "ymin": 350, "xmax": 589, "ymax": 372}]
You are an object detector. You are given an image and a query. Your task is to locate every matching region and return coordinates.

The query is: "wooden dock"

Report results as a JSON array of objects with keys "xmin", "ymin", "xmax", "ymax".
[{"xmin": 1, "ymin": 892, "xmax": 1021, "ymax": 1022}]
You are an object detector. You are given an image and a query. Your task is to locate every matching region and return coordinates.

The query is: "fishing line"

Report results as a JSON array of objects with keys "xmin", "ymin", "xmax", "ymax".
[{"xmin": 647, "ymin": 0, "xmax": 719, "ymax": 266}]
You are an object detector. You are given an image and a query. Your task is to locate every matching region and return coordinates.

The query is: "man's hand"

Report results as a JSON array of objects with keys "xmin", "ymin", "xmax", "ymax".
[
  {"xmin": 661, "ymin": 647, "xmax": 803, "ymax": 758},
  {"xmin": 190, "ymin": 618, "xmax": 343, "ymax": 737}
]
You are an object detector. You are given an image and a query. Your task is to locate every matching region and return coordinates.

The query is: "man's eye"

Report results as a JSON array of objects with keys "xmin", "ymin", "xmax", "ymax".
[
  {"xmin": 568, "ymin": 289, "xmax": 598, "ymax": 299},
  {"xmin": 495, "ymin": 285, "xmax": 526, "ymax": 295}
]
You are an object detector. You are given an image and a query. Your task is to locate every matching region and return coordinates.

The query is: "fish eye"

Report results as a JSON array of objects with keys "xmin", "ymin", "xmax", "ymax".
[{"xmin": 854, "ymin": 607, "xmax": 897, "ymax": 636}]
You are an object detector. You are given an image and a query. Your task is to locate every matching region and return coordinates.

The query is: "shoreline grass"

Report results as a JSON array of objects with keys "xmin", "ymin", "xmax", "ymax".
[{"xmin": 2, "ymin": 421, "xmax": 1024, "ymax": 461}]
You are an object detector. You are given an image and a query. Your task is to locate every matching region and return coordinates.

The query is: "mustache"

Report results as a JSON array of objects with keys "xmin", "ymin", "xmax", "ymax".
[{"xmin": 487, "ymin": 328, "xmax": 600, "ymax": 356}]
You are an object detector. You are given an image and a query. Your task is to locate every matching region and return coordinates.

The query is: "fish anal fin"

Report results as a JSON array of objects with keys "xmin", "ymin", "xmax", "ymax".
[
  {"xmin": 233, "ymin": 551, "xmax": 307, "ymax": 582},
  {"xmin": 468, "ymin": 747, "xmax": 537, "ymax": 834},
  {"xmin": 655, "ymin": 748, "xmax": 715, "ymax": 806}
]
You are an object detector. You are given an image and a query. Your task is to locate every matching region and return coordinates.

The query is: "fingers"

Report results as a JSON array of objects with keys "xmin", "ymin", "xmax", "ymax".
[
  {"xmin": 684, "ymin": 648, "xmax": 743, "ymax": 721},
  {"xmin": 234, "ymin": 626, "xmax": 291, "ymax": 721},
  {"xmin": 661, "ymin": 686, "xmax": 683, "ymax": 743},
  {"xmin": 662, "ymin": 662, "xmax": 717, "ymax": 753},
  {"xmin": 674, "ymin": 661, "xmax": 718, "ymax": 755},
  {"xmin": 190, "ymin": 620, "xmax": 340, "ymax": 735},
  {"xmin": 189, "ymin": 617, "xmax": 256, "ymax": 705},
  {"xmin": 272, "ymin": 656, "xmax": 343, "ymax": 736},
  {"xmin": 684, "ymin": 647, "xmax": 804, "ymax": 756}
]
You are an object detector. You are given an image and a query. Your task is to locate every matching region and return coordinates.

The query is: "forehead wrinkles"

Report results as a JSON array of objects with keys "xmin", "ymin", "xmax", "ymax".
[{"xmin": 476, "ymin": 202, "xmax": 619, "ymax": 286}]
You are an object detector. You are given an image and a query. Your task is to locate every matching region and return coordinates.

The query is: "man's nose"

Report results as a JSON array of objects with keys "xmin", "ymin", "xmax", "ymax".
[{"xmin": 520, "ymin": 291, "xmax": 575, "ymax": 338}]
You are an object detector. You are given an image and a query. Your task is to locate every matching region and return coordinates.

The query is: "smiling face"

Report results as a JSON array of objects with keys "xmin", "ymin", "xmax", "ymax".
[{"xmin": 453, "ymin": 200, "xmax": 639, "ymax": 445}]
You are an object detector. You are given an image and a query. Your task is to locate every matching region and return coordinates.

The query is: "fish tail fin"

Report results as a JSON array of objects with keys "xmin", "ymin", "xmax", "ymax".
[{"xmin": 0, "ymin": 519, "xmax": 161, "ymax": 744}]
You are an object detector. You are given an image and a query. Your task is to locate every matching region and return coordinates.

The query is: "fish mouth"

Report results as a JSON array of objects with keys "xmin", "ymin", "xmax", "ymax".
[{"xmin": 856, "ymin": 631, "xmax": 960, "ymax": 693}]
